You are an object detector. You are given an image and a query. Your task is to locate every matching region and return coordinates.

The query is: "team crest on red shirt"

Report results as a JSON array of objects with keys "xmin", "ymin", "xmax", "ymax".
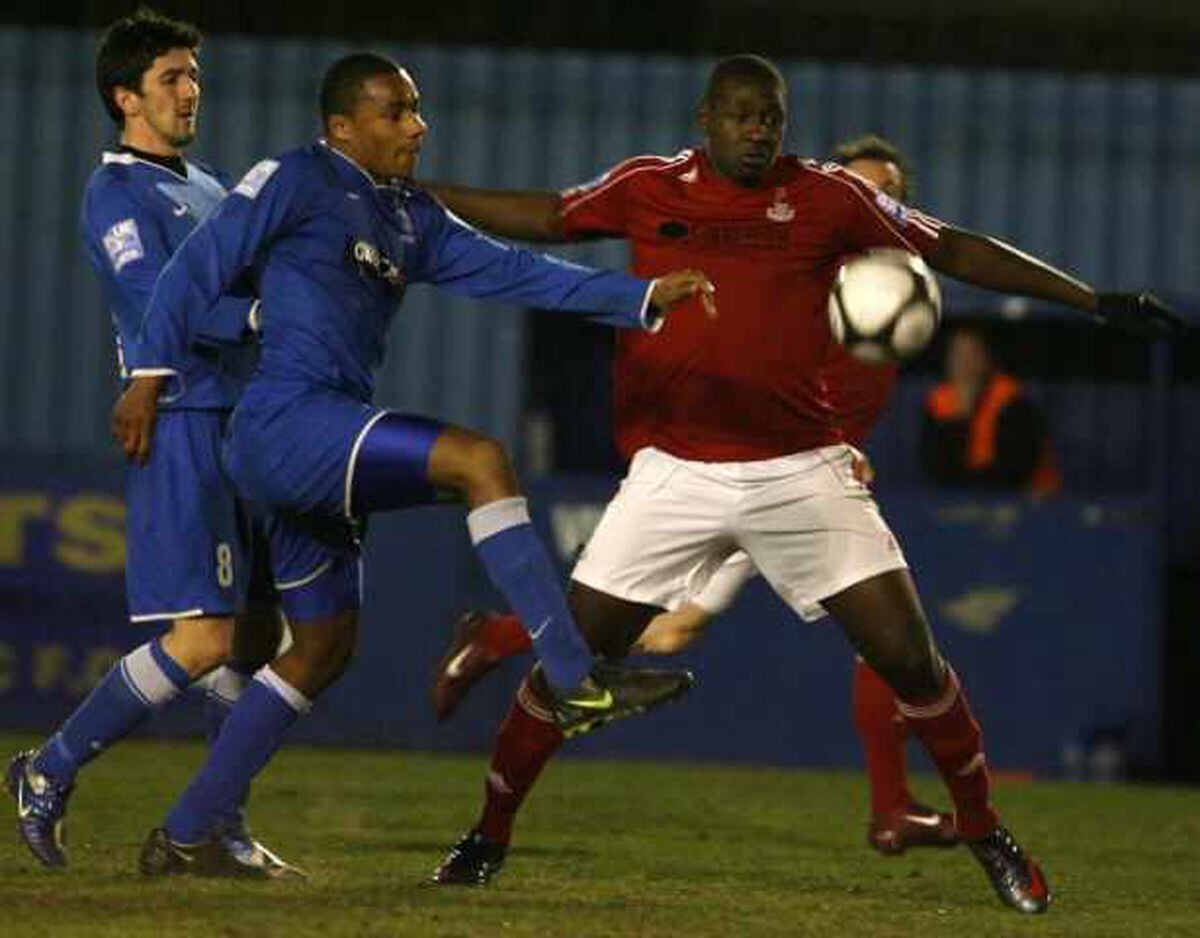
[{"xmin": 766, "ymin": 188, "xmax": 795, "ymax": 223}]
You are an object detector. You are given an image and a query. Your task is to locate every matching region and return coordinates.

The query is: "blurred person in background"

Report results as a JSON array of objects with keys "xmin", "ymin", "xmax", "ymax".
[{"xmin": 921, "ymin": 324, "xmax": 1061, "ymax": 494}]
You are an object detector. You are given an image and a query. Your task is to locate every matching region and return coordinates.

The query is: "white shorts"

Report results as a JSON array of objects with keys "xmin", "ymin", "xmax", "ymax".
[
  {"xmin": 687, "ymin": 549, "xmax": 757, "ymax": 614},
  {"xmin": 571, "ymin": 445, "xmax": 907, "ymax": 622}
]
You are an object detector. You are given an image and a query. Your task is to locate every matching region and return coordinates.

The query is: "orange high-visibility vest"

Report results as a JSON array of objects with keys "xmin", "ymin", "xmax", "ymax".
[{"xmin": 927, "ymin": 374, "xmax": 1062, "ymax": 495}]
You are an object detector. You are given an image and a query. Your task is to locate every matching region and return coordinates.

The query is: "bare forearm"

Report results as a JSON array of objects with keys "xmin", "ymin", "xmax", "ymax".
[
  {"xmin": 422, "ymin": 183, "xmax": 565, "ymax": 242},
  {"xmin": 930, "ymin": 226, "xmax": 1097, "ymax": 314}
]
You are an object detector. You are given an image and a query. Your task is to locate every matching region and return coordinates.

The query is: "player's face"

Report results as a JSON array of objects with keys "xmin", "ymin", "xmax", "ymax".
[
  {"xmin": 118, "ymin": 47, "xmax": 200, "ymax": 153},
  {"xmin": 699, "ymin": 80, "xmax": 786, "ymax": 186},
  {"xmin": 844, "ymin": 157, "xmax": 907, "ymax": 201},
  {"xmin": 338, "ymin": 70, "xmax": 427, "ymax": 181}
]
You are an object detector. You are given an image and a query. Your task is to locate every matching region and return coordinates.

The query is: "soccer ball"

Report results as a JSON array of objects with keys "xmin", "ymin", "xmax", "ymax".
[{"xmin": 828, "ymin": 248, "xmax": 942, "ymax": 364}]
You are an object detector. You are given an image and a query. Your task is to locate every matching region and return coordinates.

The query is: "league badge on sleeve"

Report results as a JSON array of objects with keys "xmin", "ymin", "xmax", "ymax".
[
  {"xmin": 874, "ymin": 190, "xmax": 910, "ymax": 225},
  {"xmin": 233, "ymin": 159, "xmax": 280, "ymax": 199},
  {"xmin": 103, "ymin": 218, "xmax": 145, "ymax": 273}
]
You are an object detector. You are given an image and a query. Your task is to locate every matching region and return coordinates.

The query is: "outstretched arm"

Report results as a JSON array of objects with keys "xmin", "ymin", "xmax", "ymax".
[
  {"xmin": 929, "ymin": 227, "xmax": 1095, "ymax": 312},
  {"xmin": 930, "ymin": 226, "xmax": 1185, "ymax": 337},
  {"xmin": 833, "ymin": 169, "xmax": 1185, "ymax": 338},
  {"xmin": 423, "ymin": 184, "xmax": 566, "ymax": 243},
  {"xmin": 418, "ymin": 198, "xmax": 713, "ymax": 328}
]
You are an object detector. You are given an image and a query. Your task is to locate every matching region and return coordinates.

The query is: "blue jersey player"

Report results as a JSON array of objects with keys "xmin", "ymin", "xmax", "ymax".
[
  {"xmin": 5, "ymin": 10, "xmax": 296, "ymax": 877},
  {"xmin": 111, "ymin": 53, "xmax": 714, "ymax": 874}
]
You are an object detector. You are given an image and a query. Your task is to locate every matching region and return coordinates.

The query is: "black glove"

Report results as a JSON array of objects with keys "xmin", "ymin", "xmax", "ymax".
[{"xmin": 1093, "ymin": 292, "xmax": 1187, "ymax": 338}]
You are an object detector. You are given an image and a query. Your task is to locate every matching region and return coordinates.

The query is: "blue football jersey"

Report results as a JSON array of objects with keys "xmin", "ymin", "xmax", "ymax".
[
  {"xmin": 81, "ymin": 150, "xmax": 259, "ymax": 410},
  {"xmin": 129, "ymin": 141, "xmax": 657, "ymax": 403}
]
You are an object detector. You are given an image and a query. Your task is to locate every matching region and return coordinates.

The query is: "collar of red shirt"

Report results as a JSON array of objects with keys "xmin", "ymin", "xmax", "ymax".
[{"xmin": 695, "ymin": 148, "xmax": 791, "ymax": 194}]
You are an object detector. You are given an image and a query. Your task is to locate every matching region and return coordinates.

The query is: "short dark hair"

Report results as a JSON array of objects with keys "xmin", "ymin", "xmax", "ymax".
[
  {"xmin": 320, "ymin": 53, "xmax": 400, "ymax": 128},
  {"xmin": 832, "ymin": 134, "xmax": 913, "ymax": 200},
  {"xmin": 95, "ymin": 8, "xmax": 201, "ymax": 125},
  {"xmin": 703, "ymin": 54, "xmax": 787, "ymax": 108}
]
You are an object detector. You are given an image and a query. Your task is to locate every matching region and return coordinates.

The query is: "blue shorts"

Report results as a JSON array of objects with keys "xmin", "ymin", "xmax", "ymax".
[
  {"xmin": 125, "ymin": 410, "xmax": 248, "ymax": 622},
  {"xmin": 257, "ymin": 509, "xmax": 363, "ymax": 623},
  {"xmin": 225, "ymin": 383, "xmax": 446, "ymax": 621}
]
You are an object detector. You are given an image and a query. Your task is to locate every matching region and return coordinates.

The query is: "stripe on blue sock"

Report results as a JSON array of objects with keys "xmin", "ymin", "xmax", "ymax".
[
  {"xmin": 33, "ymin": 641, "xmax": 189, "ymax": 782},
  {"xmin": 165, "ymin": 668, "xmax": 308, "ymax": 844},
  {"xmin": 468, "ymin": 498, "xmax": 592, "ymax": 691}
]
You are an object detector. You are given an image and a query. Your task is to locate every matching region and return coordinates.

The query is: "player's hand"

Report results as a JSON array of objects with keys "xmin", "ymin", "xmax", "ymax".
[
  {"xmin": 111, "ymin": 375, "xmax": 166, "ymax": 465},
  {"xmin": 650, "ymin": 269, "xmax": 717, "ymax": 319},
  {"xmin": 1092, "ymin": 292, "xmax": 1187, "ymax": 338}
]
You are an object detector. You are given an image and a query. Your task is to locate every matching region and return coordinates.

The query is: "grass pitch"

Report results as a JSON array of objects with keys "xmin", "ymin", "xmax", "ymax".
[{"xmin": 0, "ymin": 733, "xmax": 1196, "ymax": 937}]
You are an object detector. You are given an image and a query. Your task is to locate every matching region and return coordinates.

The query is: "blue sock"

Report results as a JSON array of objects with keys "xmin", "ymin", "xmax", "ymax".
[
  {"xmin": 33, "ymin": 639, "xmax": 189, "ymax": 783},
  {"xmin": 197, "ymin": 665, "xmax": 253, "ymax": 829},
  {"xmin": 468, "ymin": 497, "xmax": 592, "ymax": 691},
  {"xmin": 165, "ymin": 668, "xmax": 309, "ymax": 845}
]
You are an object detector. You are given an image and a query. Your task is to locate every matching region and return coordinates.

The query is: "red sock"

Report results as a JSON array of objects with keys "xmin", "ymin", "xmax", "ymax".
[
  {"xmin": 852, "ymin": 657, "xmax": 912, "ymax": 816},
  {"xmin": 476, "ymin": 673, "xmax": 563, "ymax": 845},
  {"xmin": 897, "ymin": 666, "xmax": 999, "ymax": 840},
  {"xmin": 480, "ymin": 612, "xmax": 533, "ymax": 658}
]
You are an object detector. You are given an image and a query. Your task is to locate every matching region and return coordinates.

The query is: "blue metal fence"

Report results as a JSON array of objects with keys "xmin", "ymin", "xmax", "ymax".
[{"xmin": 0, "ymin": 28, "xmax": 1196, "ymax": 478}]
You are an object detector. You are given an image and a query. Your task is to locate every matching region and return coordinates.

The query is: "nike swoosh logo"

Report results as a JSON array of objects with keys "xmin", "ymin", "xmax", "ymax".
[
  {"xmin": 903, "ymin": 813, "xmax": 945, "ymax": 828},
  {"xmin": 444, "ymin": 647, "xmax": 472, "ymax": 679},
  {"xmin": 17, "ymin": 780, "xmax": 32, "ymax": 819},
  {"xmin": 528, "ymin": 617, "xmax": 552, "ymax": 641},
  {"xmin": 562, "ymin": 689, "xmax": 614, "ymax": 710}
]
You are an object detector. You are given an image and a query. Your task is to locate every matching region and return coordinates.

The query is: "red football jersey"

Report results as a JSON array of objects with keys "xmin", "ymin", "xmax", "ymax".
[
  {"xmin": 559, "ymin": 149, "xmax": 942, "ymax": 462},
  {"xmin": 823, "ymin": 350, "xmax": 899, "ymax": 449}
]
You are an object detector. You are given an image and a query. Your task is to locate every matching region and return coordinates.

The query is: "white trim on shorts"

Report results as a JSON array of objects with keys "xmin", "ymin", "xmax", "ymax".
[
  {"xmin": 343, "ymin": 409, "xmax": 390, "ymax": 520},
  {"xmin": 129, "ymin": 607, "xmax": 206, "ymax": 623},
  {"xmin": 275, "ymin": 559, "xmax": 335, "ymax": 592}
]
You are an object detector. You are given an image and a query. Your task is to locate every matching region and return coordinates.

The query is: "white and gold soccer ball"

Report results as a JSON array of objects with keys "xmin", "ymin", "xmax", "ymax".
[{"xmin": 828, "ymin": 248, "xmax": 942, "ymax": 364}]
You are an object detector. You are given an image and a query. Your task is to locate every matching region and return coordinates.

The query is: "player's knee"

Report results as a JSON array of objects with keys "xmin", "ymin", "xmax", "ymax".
[
  {"xmin": 459, "ymin": 435, "xmax": 517, "ymax": 500},
  {"xmin": 285, "ymin": 616, "xmax": 358, "ymax": 691},
  {"xmin": 637, "ymin": 619, "xmax": 693, "ymax": 655},
  {"xmin": 647, "ymin": 606, "xmax": 710, "ymax": 654},
  {"xmin": 321, "ymin": 629, "xmax": 356, "ymax": 677},
  {"xmin": 164, "ymin": 617, "xmax": 235, "ymax": 677},
  {"xmin": 292, "ymin": 631, "xmax": 342, "ymax": 671},
  {"xmin": 430, "ymin": 428, "xmax": 520, "ymax": 504},
  {"xmin": 661, "ymin": 629, "xmax": 699, "ymax": 655},
  {"xmin": 882, "ymin": 646, "xmax": 943, "ymax": 700}
]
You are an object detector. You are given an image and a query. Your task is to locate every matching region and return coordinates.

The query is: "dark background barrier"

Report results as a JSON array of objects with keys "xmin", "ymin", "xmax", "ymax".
[{"xmin": 0, "ymin": 458, "xmax": 1160, "ymax": 779}]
